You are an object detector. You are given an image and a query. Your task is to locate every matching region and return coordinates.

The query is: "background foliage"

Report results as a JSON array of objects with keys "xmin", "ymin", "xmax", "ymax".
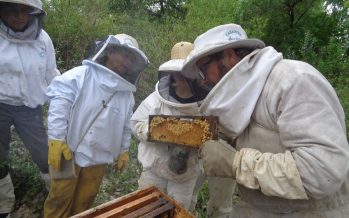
[
  {"xmin": 42, "ymin": 0, "xmax": 349, "ymax": 129},
  {"xmin": 8, "ymin": 0, "xmax": 349, "ymax": 217}
]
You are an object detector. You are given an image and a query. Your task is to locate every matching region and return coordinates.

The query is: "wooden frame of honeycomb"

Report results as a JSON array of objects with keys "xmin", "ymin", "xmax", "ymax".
[
  {"xmin": 148, "ymin": 115, "xmax": 219, "ymax": 148},
  {"xmin": 71, "ymin": 186, "xmax": 194, "ymax": 218}
]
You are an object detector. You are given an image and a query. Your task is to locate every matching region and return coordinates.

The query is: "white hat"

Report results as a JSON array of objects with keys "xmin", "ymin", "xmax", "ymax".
[
  {"xmin": 0, "ymin": 0, "xmax": 43, "ymax": 11},
  {"xmin": 182, "ymin": 23, "xmax": 265, "ymax": 79},
  {"xmin": 114, "ymin": 33, "xmax": 139, "ymax": 49},
  {"xmin": 158, "ymin": 41, "xmax": 193, "ymax": 72},
  {"xmin": 91, "ymin": 34, "xmax": 149, "ymax": 86}
]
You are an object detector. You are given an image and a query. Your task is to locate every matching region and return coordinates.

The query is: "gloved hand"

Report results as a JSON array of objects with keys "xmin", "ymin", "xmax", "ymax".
[
  {"xmin": 115, "ymin": 152, "xmax": 129, "ymax": 173},
  {"xmin": 199, "ymin": 139, "xmax": 236, "ymax": 177},
  {"xmin": 168, "ymin": 146, "xmax": 190, "ymax": 175},
  {"xmin": 48, "ymin": 140, "xmax": 72, "ymax": 171}
]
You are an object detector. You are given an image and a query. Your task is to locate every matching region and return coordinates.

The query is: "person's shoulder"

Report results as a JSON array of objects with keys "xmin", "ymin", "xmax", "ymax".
[
  {"xmin": 66, "ymin": 65, "xmax": 88, "ymax": 74},
  {"xmin": 139, "ymin": 91, "xmax": 159, "ymax": 105},
  {"xmin": 37, "ymin": 29, "xmax": 53, "ymax": 44},
  {"xmin": 59, "ymin": 65, "xmax": 88, "ymax": 79},
  {"xmin": 146, "ymin": 91, "xmax": 159, "ymax": 101},
  {"xmin": 271, "ymin": 59, "xmax": 328, "ymax": 89},
  {"xmin": 277, "ymin": 59, "xmax": 319, "ymax": 75}
]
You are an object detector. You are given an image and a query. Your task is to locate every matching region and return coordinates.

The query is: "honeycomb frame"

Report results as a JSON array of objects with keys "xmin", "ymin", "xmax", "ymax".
[{"xmin": 148, "ymin": 115, "xmax": 219, "ymax": 148}]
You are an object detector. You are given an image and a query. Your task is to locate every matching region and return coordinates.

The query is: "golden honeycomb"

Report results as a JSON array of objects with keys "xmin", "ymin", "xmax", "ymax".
[{"xmin": 148, "ymin": 115, "xmax": 218, "ymax": 148}]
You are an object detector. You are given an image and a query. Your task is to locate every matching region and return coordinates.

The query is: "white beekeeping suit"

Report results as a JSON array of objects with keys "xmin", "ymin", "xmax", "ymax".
[
  {"xmin": 47, "ymin": 34, "xmax": 149, "ymax": 167},
  {"xmin": 0, "ymin": 0, "xmax": 59, "ymax": 215},
  {"xmin": 44, "ymin": 34, "xmax": 149, "ymax": 218},
  {"xmin": 131, "ymin": 42, "xmax": 236, "ymax": 217},
  {"xmin": 182, "ymin": 23, "xmax": 349, "ymax": 218}
]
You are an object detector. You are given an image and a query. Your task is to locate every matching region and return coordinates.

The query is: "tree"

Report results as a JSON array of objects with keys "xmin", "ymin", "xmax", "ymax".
[
  {"xmin": 108, "ymin": 0, "xmax": 188, "ymax": 19},
  {"xmin": 43, "ymin": 0, "xmax": 115, "ymax": 71}
]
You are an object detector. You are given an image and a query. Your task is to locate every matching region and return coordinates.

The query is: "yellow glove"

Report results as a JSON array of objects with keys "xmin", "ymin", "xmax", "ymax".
[
  {"xmin": 115, "ymin": 152, "xmax": 129, "ymax": 173},
  {"xmin": 48, "ymin": 140, "xmax": 72, "ymax": 171}
]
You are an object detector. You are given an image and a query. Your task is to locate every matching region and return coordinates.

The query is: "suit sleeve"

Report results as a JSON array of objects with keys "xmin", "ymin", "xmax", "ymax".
[
  {"xmin": 120, "ymin": 94, "xmax": 135, "ymax": 153},
  {"xmin": 46, "ymin": 69, "xmax": 83, "ymax": 141}
]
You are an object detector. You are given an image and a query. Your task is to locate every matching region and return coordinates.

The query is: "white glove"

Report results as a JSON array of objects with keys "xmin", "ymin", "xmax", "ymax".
[
  {"xmin": 200, "ymin": 139, "xmax": 236, "ymax": 177},
  {"xmin": 132, "ymin": 121, "xmax": 149, "ymax": 141}
]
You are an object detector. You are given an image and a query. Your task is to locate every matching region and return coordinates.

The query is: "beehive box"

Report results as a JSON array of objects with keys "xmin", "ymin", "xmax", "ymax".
[
  {"xmin": 148, "ymin": 115, "xmax": 219, "ymax": 148},
  {"xmin": 70, "ymin": 186, "xmax": 194, "ymax": 218}
]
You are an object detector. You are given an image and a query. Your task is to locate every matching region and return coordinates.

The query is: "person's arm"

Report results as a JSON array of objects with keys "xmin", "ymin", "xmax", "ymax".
[
  {"xmin": 46, "ymin": 69, "xmax": 83, "ymax": 141},
  {"xmin": 202, "ymin": 62, "xmax": 349, "ymax": 200},
  {"xmin": 115, "ymin": 95, "xmax": 134, "ymax": 173},
  {"xmin": 131, "ymin": 92, "xmax": 159, "ymax": 142},
  {"xmin": 275, "ymin": 68, "xmax": 349, "ymax": 199},
  {"xmin": 235, "ymin": 68, "xmax": 349, "ymax": 200},
  {"xmin": 42, "ymin": 30, "xmax": 60, "ymax": 84},
  {"xmin": 120, "ymin": 95, "xmax": 135, "ymax": 153}
]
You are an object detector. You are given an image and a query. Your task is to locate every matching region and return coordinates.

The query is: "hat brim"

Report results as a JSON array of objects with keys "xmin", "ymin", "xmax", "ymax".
[
  {"xmin": 158, "ymin": 59, "xmax": 185, "ymax": 72},
  {"xmin": 0, "ymin": 0, "xmax": 43, "ymax": 11},
  {"xmin": 182, "ymin": 39, "xmax": 265, "ymax": 79}
]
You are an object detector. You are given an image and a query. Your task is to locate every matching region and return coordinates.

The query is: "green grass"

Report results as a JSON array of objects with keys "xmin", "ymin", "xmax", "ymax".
[{"xmin": 195, "ymin": 181, "xmax": 209, "ymax": 217}]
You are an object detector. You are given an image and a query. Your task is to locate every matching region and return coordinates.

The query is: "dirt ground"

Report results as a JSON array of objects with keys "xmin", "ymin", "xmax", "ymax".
[{"xmin": 11, "ymin": 204, "xmax": 41, "ymax": 218}]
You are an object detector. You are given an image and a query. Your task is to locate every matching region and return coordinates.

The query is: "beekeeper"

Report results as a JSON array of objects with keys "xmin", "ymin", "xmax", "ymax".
[
  {"xmin": 131, "ymin": 41, "xmax": 202, "ymax": 211},
  {"xmin": 43, "ymin": 34, "xmax": 149, "ymax": 218},
  {"xmin": 0, "ymin": 0, "xmax": 59, "ymax": 216},
  {"xmin": 181, "ymin": 23, "xmax": 349, "ymax": 217},
  {"xmin": 131, "ymin": 42, "xmax": 235, "ymax": 217}
]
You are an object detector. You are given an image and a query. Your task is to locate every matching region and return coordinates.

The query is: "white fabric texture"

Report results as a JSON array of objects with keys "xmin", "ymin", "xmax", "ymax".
[
  {"xmin": 138, "ymin": 169, "xmax": 199, "ymax": 210},
  {"xmin": 233, "ymin": 148, "xmax": 307, "ymax": 199},
  {"xmin": 0, "ymin": 174, "xmax": 15, "ymax": 213},
  {"xmin": 47, "ymin": 60, "xmax": 134, "ymax": 167},
  {"xmin": 131, "ymin": 76, "xmax": 204, "ymax": 208},
  {"xmin": 0, "ymin": 29, "xmax": 60, "ymax": 108},
  {"xmin": 200, "ymin": 46, "xmax": 282, "ymax": 138},
  {"xmin": 200, "ymin": 45, "xmax": 349, "ymax": 214},
  {"xmin": 231, "ymin": 200, "xmax": 349, "ymax": 218},
  {"xmin": 1, "ymin": 0, "xmax": 43, "ymax": 10},
  {"xmin": 235, "ymin": 59, "xmax": 349, "ymax": 200}
]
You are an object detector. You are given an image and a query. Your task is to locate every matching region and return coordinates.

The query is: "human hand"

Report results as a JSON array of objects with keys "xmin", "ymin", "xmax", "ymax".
[
  {"xmin": 199, "ymin": 139, "xmax": 236, "ymax": 177},
  {"xmin": 115, "ymin": 152, "xmax": 129, "ymax": 173},
  {"xmin": 48, "ymin": 140, "xmax": 72, "ymax": 171}
]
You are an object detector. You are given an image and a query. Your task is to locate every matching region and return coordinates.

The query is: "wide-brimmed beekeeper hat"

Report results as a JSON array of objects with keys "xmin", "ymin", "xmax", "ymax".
[
  {"xmin": 158, "ymin": 41, "xmax": 193, "ymax": 80},
  {"xmin": 182, "ymin": 23, "xmax": 265, "ymax": 79},
  {"xmin": 90, "ymin": 34, "xmax": 149, "ymax": 86},
  {"xmin": 159, "ymin": 41, "xmax": 193, "ymax": 72},
  {"xmin": 0, "ymin": 0, "xmax": 44, "ymax": 15}
]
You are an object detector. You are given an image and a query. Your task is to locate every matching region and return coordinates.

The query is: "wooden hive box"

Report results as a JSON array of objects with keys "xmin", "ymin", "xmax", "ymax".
[
  {"xmin": 70, "ymin": 186, "xmax": 194, "ymax": 218},
  {"xmin": 148, "ymin": 115, "xmax": 219, "ymax": 148}
]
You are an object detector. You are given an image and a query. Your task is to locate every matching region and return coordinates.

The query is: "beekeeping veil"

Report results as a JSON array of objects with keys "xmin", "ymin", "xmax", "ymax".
[
  {"xmin": 89, "ymin": 34, "xmax": 149, "ymax": 87},
  {"xmin": 157, "ymin": 41, "xmax": 209, "ymax": 103},
  {"xmin": 0, "ymin": 0, "xmax": 45, "ymax": 40}
]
